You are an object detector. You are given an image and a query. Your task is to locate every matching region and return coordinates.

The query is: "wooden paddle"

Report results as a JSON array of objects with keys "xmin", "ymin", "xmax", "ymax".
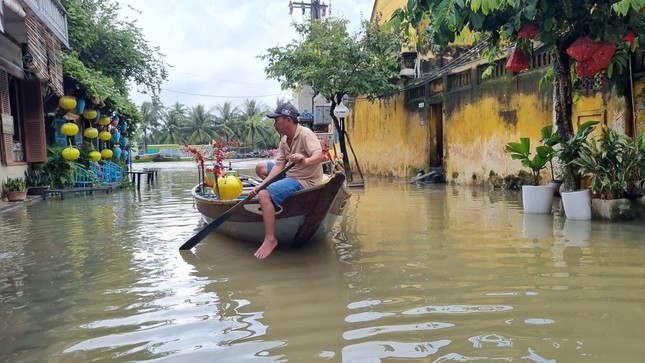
[{"xmin": 179, "ymin": 162, "xmax": 294, "ymax": 250}]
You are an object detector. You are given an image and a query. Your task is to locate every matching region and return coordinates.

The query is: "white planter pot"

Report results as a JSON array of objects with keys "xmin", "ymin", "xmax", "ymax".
[
  {"xmin": 561, "ymin": 189, "xmax": 591, "ymax": 220},
  {"xmin": 522, "ymin": 185, "xmax": 554, "ymax": 214}
]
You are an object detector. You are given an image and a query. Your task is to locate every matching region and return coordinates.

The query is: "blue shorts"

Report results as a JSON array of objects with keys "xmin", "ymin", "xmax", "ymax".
[{"xmin": 265, "ymin": 161, "xmax": 303, "ymax": 205}]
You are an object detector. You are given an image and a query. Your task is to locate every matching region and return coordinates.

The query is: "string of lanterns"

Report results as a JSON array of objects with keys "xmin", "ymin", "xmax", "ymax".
[{"xmin": 57, "ymin": 94, "xmax": 129, "ymax": 163}]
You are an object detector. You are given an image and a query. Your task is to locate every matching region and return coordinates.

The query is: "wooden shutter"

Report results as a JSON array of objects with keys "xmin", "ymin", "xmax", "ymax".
[
  {"xmin": 20, "ymin": 79, "xmax": 47, "ymax": 162},
  {"xmin": 1, "ymin": 70, "xmax": 12, "ymax": 164}
]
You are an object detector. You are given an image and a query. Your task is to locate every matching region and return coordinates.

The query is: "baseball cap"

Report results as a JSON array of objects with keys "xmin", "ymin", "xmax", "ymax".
[{"xmin": 267, "ymin": 102, "xmax": 300, "ymax": 121}]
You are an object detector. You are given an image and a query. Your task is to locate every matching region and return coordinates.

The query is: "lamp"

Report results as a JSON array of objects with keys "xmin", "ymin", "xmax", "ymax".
[{"xmin": 333, "ymin": 101, "xmax": 349, "ymax": 119}]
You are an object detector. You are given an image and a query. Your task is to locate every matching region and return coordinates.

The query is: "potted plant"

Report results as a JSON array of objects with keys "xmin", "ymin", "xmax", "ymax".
[
  {"xmin": 505, "ymin": 125, "xmax": 558, "ymax": 213},
  {"xmin": 539, "ymin": 125, "xmax": 563, "ymax": 196},
  {"xmin": 24, "ymin": 166, "xmax": 51, "ymax": 195},
  {"xmin": 2, "ymin": 177, "xmax": 28, "ymax": 201},
  {"xmin": 575, "ymin": 127, "xmax": 644, "ymax": 221},
  {"xmin": 42, "ymin": 145, "xmax": 74, "ymax": 189},
  {"xmin": 556, "ymin": 121, "xmax": 599, "ymax": 220}
]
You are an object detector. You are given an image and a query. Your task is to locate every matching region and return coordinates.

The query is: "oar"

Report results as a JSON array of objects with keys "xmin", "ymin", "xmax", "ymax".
[{"xmin": 180, "ymin": 162, "xmax": 294, "ymax": 250}]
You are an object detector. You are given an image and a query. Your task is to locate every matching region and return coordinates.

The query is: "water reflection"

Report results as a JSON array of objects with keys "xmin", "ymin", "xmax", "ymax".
[{"xmin": 1, "ymin": 166, "xmax": 645, "ymax": 362}]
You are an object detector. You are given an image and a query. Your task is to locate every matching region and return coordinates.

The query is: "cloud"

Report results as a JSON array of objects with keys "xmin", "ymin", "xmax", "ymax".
[{"xmin": 118, "ymin": 0, "xmax": 374, "ymax": 111}]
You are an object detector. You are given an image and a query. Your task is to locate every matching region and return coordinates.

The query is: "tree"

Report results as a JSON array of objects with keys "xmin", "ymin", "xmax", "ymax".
[
  {"xmin": 159, "ymin": 102, "xmax": 187, "ymax": 144},
  {"xmin": 61, "ymin": 0, "xmax": 168, "ymax": 136},
  {"xmin": 260, "ymin": 18, "xmax": 403, "ymax": 179},
  {"xmin": 139, "ymin": 97, "xmax": 164, "ymax": 151},
  {"xmin": 213, "ymin": 102, "xmax": 241, "ymax": 142},
  {"xmin": 391, "ymin": 0, "xmax": 644, "ymax": 190},
  {"xmin": 184, "ymin": 105, "xmax": 218, "ymax": 145}
]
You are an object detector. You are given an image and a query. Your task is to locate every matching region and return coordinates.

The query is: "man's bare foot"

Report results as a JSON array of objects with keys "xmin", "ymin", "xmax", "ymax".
[{"xmin": 254, "ymin": 238, "xmax": 278, "ymax": 259}]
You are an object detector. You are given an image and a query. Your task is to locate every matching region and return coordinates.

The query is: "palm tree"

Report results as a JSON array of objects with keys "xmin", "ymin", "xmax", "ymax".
[
  {"xmin": 242, "ymin": 114, "xmax": 278, "ymax": 150},
  {"xmin": 213, "ymin": 101, "xmax": 240, "ymax": 142},
  {"xmin": 184, "ymin": 104, "xmax": 218, "ymax": 144},
  {"xmin": 139, "ymin": 97, "xmax": 164, "ymax": 151},
  {"xmin": 159, "ymin": 102, "xmax": 187, "ymax": 144}
]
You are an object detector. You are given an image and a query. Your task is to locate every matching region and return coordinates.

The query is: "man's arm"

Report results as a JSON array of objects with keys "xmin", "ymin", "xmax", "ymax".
[{"xmin": 249, "ymin": 161, "xmax": 286, "ymax": 197}]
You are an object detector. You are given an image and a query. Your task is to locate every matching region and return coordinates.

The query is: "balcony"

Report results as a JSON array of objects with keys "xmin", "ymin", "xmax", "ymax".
[{"xmin": 23, "ymin": 0, "xmax": 69, "ymax": 47}]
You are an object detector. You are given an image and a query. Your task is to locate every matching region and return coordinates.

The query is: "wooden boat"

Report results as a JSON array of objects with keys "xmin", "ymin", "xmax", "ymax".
[{"xmin": 192, "ymin": 172, "xmax": 351, "ymax": 247}]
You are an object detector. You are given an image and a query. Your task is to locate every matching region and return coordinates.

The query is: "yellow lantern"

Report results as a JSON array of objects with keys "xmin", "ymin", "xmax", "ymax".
[
  {"xmin": 83, "ymin": 126, "xmax": 99, "ymax": 139},
  {"xmin": 83, "ymin": 108, "xmax": 98, "ymax": 120},
  {"xmin": 89, "ymin": 150, "xmax": 101, "ymax": 162},
  {"xmin": 58, "ymin": 95, "xmax": 76, "ymax": 110},
  {"xmin": 100, "ymin": 149, "xmax": 113, "ymax": 159},
  {"xmin": 62, "ymin": 146, "xmax": 80, "ymax": 161},
  {"xmin": 98, "ymin": 131, "xmax": 112, "ymax": 141},
  {"xmin": 98, "ymin": 115, "xmax": 111, "ymax": 125},
  {"xmin": 60, "ymin": 122, "xmax": 79, "ymax": 136},
  {"xmin": 214, "ymin": 175, "xmax": 243, "ymax": 199}
]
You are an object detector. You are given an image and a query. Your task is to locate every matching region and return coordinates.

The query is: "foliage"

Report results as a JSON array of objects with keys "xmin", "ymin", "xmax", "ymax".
[
  {"xmin": 62, "ymin": 0, "xmax": 167, "ymax": 97},
  {"xmin": 24, "ymin": 166, "xmax": 51, "ymax": 187},
  {"xmin": 575, "ymin": 127, "xmax": 643, "ymax": 199},
  {"xmin": 42, "ymin": 146, "xmax": 75, "ymax": 189},
  {"xmin": 557, "ymin": 121, "xmax": 599, "ymax": 191},
  {"xmin": 391, "ymin": 0, "xmax": 643, "ymax": 189},
  {"xmin": 505, "ymin": 125, "xmax": 558, "ymax": 185},
  {"xmin": 259, "ymin": 17, "xmax": 403, "ymax": 175},
  {"xmin": 2, "ymin": 177, "xmax": 27, "ymax": 192}
]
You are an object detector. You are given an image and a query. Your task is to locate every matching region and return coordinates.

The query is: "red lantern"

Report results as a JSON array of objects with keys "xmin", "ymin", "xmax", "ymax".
[
  {"xmin": 623, "ymin": 31, "xmax": 636, "ymax": 51},
  {"xmin": 518, "ymin": 22, "xmax": 540, "ymax": 39},
  {"xmin": 575, "ymin": 60, "xmax": 602, "ymax": 77},
  {"xmin": 589, "ymin": 41, "xmax": 616, "ymax": 70},
  {"xmin": 505, "ymin": 48, "xmax": 529, "ymax": 72},
  {"xmin": 566, "ymin": 36, "xmax": 598, "ymax": 62}
]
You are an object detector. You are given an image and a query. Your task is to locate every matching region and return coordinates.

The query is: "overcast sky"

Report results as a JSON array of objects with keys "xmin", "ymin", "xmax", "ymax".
[{"xmin": 116, "ymin": 0, "xmax": 375, "ymax": 112}]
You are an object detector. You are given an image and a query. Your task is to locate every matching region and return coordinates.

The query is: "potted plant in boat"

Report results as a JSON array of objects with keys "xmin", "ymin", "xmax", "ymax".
[
  {"xmin": 2, "ymin": 177, "xmax": 28, "ymax": 202},
  {"xmin": 505, "ymin": 125, "xmax": 558, "ymax": 213},
  {"xmin": 574, "ymin": 126, "xmax": 644, "ymax": 221},
  {"xmin": 24, "ymin": 166, "xmax": 51, "ymax": 196},
  {"xmin": 556, "ymin": 121, "xmax": 599, "ymax": 220}
]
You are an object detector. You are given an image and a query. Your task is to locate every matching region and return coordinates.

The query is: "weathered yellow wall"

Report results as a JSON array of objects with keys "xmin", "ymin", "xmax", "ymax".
[{"xmin": 350, "ymin": 93, "xmax": 430, "ymax": 177}]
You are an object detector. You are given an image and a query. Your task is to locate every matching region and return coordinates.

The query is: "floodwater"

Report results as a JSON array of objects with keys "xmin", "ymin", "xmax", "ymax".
[{"xmin": 1, "ymin": 161, "xmax": 644, "ymax": 363}]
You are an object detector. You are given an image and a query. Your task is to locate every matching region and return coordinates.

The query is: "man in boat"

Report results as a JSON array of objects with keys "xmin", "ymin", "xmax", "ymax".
[{"xmin": 248, "ymin": 102, "xmax": 324, "ymax": 259}]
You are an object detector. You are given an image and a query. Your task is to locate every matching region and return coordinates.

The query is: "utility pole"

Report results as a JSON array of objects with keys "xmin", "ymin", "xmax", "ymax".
[{"xmin": 289, "ymin": 0, "xmax": 328, "ymax": 20}]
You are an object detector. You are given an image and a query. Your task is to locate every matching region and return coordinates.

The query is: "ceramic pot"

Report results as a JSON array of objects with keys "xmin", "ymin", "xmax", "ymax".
[
  {"xmin": 561, "ymin": 189, "xmax": 591, "ymax": 220},
  {"xmin": 522, "ymin": 185, "xmax": 554, "ymax": 214},
  {"xmin": 6, "ymin": 191, "xmax": 27, "ymax": 202}
]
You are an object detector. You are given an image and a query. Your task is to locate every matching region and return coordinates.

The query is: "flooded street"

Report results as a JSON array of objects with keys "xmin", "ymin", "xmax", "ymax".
[{"xmin": 1, "ymin": 161, "xmax": 644, "ymax": 362}]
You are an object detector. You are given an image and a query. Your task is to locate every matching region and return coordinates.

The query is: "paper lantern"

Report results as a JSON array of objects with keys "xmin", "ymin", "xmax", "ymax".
[
  {"xmin": 98, "ymin": 115, "xmax": 111, "ymax": 126},
  {"xmin": 111, "ymin": 120, "xmax": 119, "ymax": 126},
  {"xmin": 99, "ymin": 131, "xmax": 112, "ymax": 141},
  {"xmin": 566, "ymin": 37, "xmax": 598, "ymax": 62},
  {"xmin": 505, "ymin": 47, "xmax": 529, "ymax": 72},
  {"xmin": 100, "ymin": 149, "xmax": 113, "ymax": 159},
  {"xmin": 62, "ymin": 146, "xmax": 80, "ymax": 161},
  {"xmin": 575, "ymin": 60, "xmax": 602, "ymax": 77},
  {"xmin": 83, "ymin": 126, "xmax": 99, "ymax": 139},
  {"xmin": 589, "ymin": 41, "xmax": 616, "ymax": 70},
  {"xmin": 214, "ymin": 175, "xmax": 243, "ymax": 199},
  {"xmin": 623, "ymin": 31, "xmax": 636, "ymax": 51},
  {"xmin": 120, "ymin": 122, "xmax": 128, "ymax": 132},
  {"xmin": 113, "ymin": 131, "xmax": 121, "ymax": 142},
  {"xmin": 60, "ymin": 122, "xmax": 79, "ymax": 136},
  {"xmin": 76, "ymin": 99, "xmax": 86, "ymax": 114},
  {"xmin": 89, "ymin": 150, "xmax": 102, "ymax": 162},
  {"xmin": 59, "ymin": 96, "xmax": 76, "ymax": 110},
  {"xmin": 113, "ymin": 146, "xmax": 122, "ymax": 158},
  {"xmin": 83, "ymin": 108, "xmax": 97, "ymax": 120},
  {"xmin": 121, "ymin": 137, "xmax": 128, "ymax": 147},
  {"xmin": 518, "ymin": 23, "xmax": 540, "ymax": 39}
]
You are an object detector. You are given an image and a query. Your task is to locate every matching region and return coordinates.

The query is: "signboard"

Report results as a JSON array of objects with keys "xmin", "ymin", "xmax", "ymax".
[
  {"xmin": 1, "ymin": 114, "xmax": 14, "ymax": 135},
  {"xmin": 315, "ymin": 132, "xmax": 334, "ymax": 149}
]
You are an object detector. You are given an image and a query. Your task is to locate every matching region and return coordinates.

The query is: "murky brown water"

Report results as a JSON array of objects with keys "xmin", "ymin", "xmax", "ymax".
[{"xmin": 1, "ymin": 161, "xmax": 644, "ymax": 362}]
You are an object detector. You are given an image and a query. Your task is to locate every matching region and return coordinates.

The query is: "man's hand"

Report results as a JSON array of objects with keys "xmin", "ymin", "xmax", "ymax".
[{"xmin": 288, "ymin": 153, "xmax": 306, "ymax": 165}]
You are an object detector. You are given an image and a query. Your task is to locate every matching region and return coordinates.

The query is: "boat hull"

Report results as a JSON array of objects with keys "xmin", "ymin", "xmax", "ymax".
[{"xmin": 192, "ymin": 173, "xmax": 351, "ymax": 246}]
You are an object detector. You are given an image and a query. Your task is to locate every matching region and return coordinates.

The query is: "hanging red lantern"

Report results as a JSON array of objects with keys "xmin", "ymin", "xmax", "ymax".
[
  {"xmin": 589, "ymin": 41, "xmax": 616, "ymax": 70},
  {"xmin": 622, "ymin": 31, "xmax": 636, "ymax": 51},
  {"xmin": 518, "ymin": 22, "xmax": 540, "ymax": 39},
  {"xmin": 566, "ymin": 36, "xmax": 598, "ymax": 62},
  {"xmin": 575, "ymin": 60, "xmax": 602, "ymax": 77},
  {"xmin": 505, "ymin": 47, "xmax": 529, "ymax": 72}
]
